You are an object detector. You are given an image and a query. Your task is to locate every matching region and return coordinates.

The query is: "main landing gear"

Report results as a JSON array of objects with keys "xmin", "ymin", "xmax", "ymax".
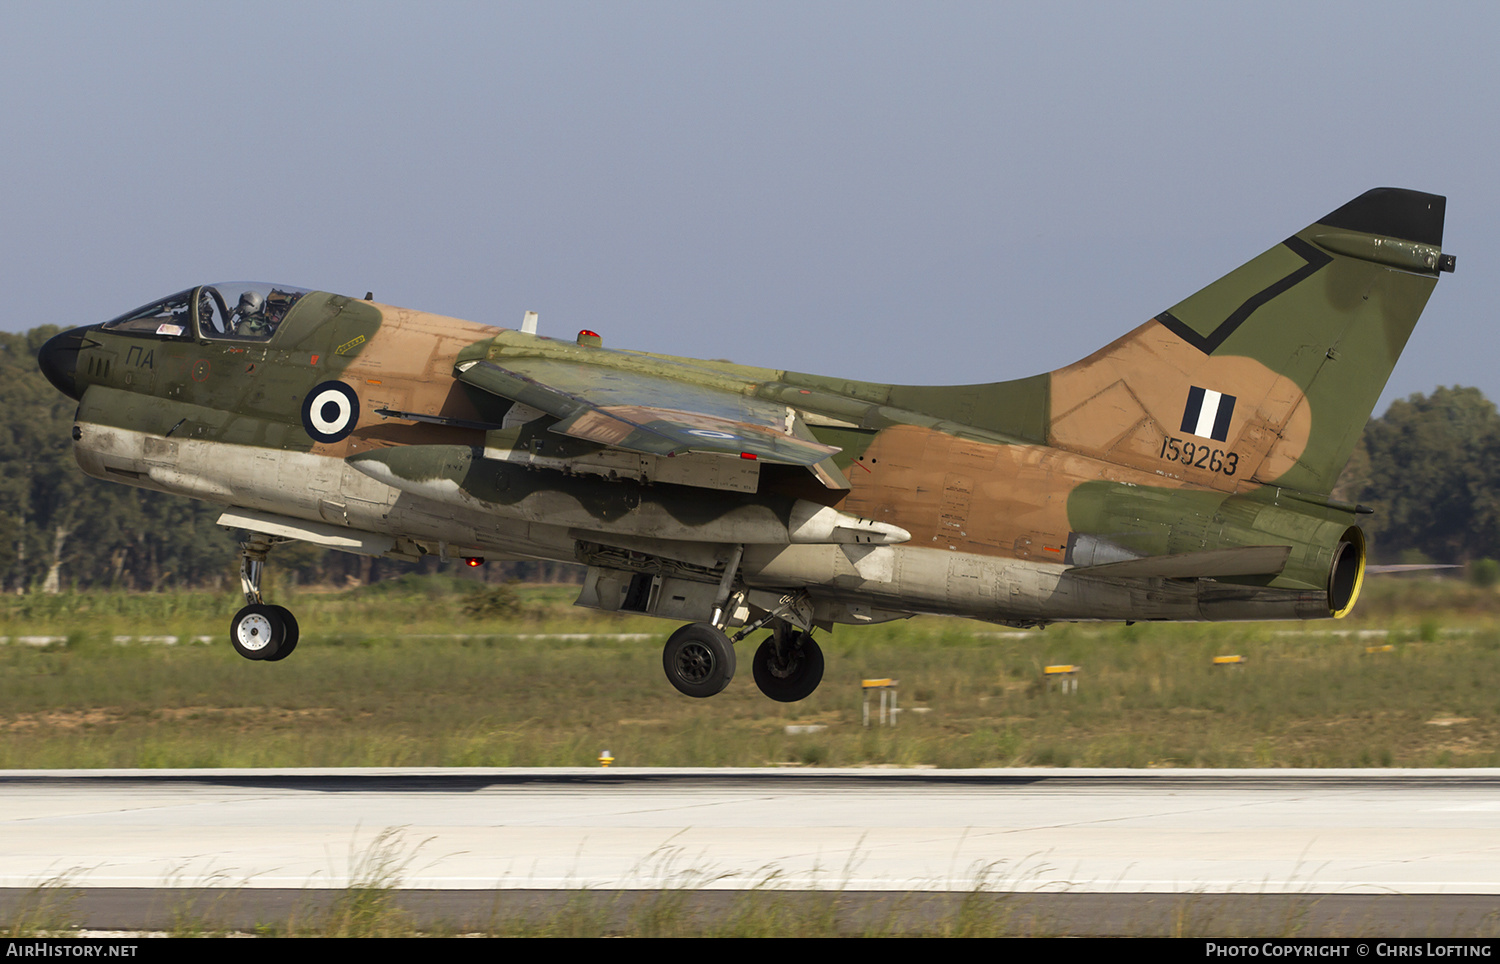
[
  {"xmin": 659, "ymin": 546, "xmax": 824, "ymax": 702},
  {"xmin": 751, "ymin": 627, "xmax": 824, "ymax": 703},
  {"xmin": 229, "ymin": 536, "xmax": 300, "ymax": 662},
  {"xmin": 662, "ymin": 623, "xmax": 737, "ymax": 698},
  {"xmin": 661, "ymin": 618, "xmax": 824, "ymax": 702}
]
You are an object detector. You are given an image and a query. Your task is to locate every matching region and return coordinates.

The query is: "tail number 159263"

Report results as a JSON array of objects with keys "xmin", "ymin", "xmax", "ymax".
[{"xmin": 1159, "ymin": 436, "xmax": 1238, "ymax": 476}]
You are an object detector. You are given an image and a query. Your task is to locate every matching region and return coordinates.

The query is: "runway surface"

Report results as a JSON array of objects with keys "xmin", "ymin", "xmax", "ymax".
[{"xmin": 4, "ymin": 768, "xmax": 1500, "ymax": 897}]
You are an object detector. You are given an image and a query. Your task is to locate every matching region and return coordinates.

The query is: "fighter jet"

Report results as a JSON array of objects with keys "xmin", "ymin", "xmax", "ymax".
[{"xmin": 37, "ymin": 188, "xmax": 1455, "ymax": 701}]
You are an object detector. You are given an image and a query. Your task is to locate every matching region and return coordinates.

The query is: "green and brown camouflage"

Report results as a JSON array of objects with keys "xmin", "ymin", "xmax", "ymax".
[{"xmin": 36, "ymin": 188, "xmax": 1455, "ymax": 698}]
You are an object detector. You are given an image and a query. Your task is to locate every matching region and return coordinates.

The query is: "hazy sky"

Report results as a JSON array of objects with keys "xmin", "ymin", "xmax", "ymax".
[{"xmin": 2, "ymin": 2, "xmax": 1493, "ymax": 414}]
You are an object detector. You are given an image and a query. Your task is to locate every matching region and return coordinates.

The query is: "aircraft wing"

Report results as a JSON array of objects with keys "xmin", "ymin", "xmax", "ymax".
[{"xmin": 454, "ymin": 356, "xmax": 845, "ymax": 476}]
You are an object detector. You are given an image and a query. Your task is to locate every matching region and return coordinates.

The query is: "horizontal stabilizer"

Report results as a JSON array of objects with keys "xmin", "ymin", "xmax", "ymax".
[{"xmin": 1071, "ymin": 545, "xmax": 1291, "ymax": 579}]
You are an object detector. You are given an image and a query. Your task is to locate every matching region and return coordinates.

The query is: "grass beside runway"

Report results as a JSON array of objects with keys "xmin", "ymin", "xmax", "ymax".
[{"xmin": 1, "ymin": 576, "xmax": 1499, "ymax": 769}]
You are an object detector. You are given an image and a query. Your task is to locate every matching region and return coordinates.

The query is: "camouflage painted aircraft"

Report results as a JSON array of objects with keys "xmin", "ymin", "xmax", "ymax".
[{"xmin": 37, "ymin": 187, "xmax": 1455, "ymax": 701}]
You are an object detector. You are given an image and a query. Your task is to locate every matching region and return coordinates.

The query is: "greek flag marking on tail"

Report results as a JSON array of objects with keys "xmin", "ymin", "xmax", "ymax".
[{"xmin": 1180, "ymin": 386, "xmax": 1236, "ymax": 442}]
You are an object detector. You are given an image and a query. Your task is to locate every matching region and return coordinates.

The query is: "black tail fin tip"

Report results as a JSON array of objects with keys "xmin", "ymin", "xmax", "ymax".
[{"xmin": 1317, "ymin": 187, "xmax": 1446, "ymax": 247}]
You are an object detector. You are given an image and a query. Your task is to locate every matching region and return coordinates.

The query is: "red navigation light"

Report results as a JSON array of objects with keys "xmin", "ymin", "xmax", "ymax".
[{"xmin": 464, "ymin": 557, "xmax": 485, "ymax": 567}]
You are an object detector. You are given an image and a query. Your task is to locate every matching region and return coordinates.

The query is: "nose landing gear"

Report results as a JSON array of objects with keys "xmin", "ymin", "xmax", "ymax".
[{"xmin": 229, "ymin": 536, "xmax": 300, "ymax": 661}]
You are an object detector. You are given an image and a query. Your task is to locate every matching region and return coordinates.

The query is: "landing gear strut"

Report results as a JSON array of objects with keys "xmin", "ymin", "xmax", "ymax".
[{"xmin": 229, "ymin": 536, "xmax": 300, "ymax": 662}]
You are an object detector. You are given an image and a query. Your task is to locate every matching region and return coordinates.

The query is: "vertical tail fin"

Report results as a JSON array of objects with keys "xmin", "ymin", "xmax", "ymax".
[{"xmin": 1048, "ymin": 188, "xmax": 1453, "ymax": 495}]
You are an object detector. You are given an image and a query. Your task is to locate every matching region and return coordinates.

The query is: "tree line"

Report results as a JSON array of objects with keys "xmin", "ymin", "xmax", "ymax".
[
  {"xmin": 0, "ymin": 325, "xmax": 1492, "ymax": 592},
  {"xmin": 1334, "ymin": 384, "xmax": 1500, "ymax": 565}
]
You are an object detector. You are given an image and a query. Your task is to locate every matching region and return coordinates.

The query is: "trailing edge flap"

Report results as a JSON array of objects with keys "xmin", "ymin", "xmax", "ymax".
[
  {"xmin": 1071, "ymin": 545, "xmax": 1292, "ymax": 579},
  {"xmin": 455, "ymin": 357, "xmax": 844, "ymax": 481}
]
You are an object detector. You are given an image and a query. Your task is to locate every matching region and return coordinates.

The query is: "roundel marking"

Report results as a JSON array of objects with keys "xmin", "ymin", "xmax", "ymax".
[
  {"xmin": 301, "ymin": 381, "xmax": 361, "ymax": 443},
  {"xmin": 686, "ymin": 429, "xmax": 737, "ymax": 440}
]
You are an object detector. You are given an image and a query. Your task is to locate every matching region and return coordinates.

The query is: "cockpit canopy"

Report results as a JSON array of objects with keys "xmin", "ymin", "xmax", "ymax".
[{"xmin": 100, "ymin": 283, "xmax": 313, "ymax": 342}]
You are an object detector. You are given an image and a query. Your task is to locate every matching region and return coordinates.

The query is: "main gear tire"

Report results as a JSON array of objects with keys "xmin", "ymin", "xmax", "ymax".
[
  {"xmin": 662, "ymin": 623, "xmax": 736, "ymax": 698},
  {"xmin": 752, "ymin": 633, "xmax": 824, "ymax": 702}
]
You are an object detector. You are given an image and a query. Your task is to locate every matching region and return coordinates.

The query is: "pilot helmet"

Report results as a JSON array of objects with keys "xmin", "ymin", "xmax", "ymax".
[{"xmin": 238, "ymin": 290, "xmax": 265, "ymax": 315}]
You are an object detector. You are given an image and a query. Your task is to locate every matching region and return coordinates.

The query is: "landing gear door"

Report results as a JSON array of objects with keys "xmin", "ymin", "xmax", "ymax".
[{"xmin": 577, "ymin": 567, "xmax": 731, "ymax": 624}]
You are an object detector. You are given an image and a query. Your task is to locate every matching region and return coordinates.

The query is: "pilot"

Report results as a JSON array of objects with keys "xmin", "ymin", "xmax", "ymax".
[{"xmin": 230, "ymin": 290, "xmax": 274, "ymax": 338}]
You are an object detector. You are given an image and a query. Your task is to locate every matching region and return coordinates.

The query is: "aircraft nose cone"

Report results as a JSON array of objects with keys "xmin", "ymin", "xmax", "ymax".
[{"xmin": 38, "ymin": 326, "xmax": 88, "ymax": 400}]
